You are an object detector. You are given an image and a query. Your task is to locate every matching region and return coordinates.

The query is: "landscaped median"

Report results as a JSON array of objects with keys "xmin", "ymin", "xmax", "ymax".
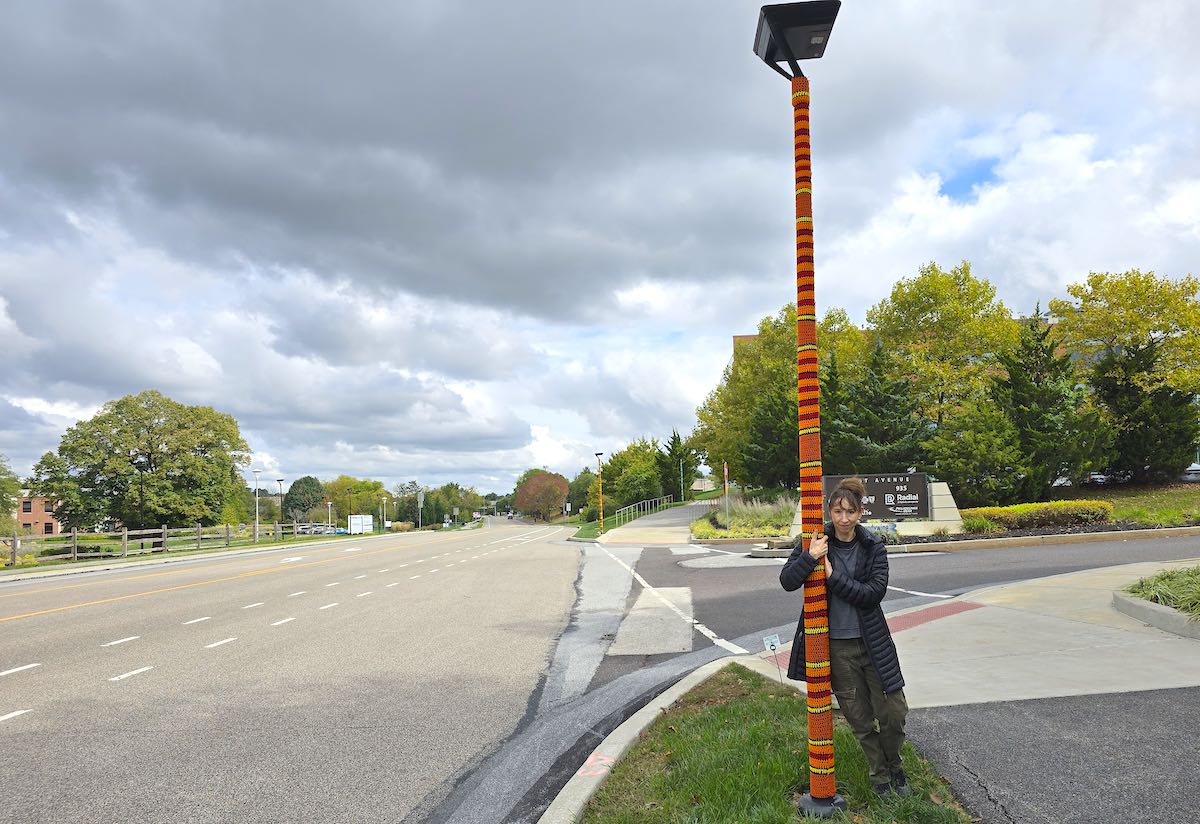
[
  {"xmin": 1114, "ymin": 565, "xmax": 1200, "ymax": 641},
  {"xmin": 555, "ymin": 660, "xmax": 970, "ymax": 824}
]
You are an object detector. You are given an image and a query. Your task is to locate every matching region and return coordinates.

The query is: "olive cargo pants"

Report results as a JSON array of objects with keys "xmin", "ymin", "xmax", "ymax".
[{"xmin": 829, "ymin": 637, "xmax": 908, "ymax": 785}]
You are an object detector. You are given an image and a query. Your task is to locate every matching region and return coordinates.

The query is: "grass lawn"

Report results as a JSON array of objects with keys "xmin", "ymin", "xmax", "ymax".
[
  {"xmin": 1053, "ymin": 483, "xmax": 1200, "ymax": 527},
  {"xmin": 1126, "ymin": 566, "xmax": 1200, "ymax": 619},
  {"xmin": 582, "ymin": 663, "xmax": 970, "ymax": 824}
]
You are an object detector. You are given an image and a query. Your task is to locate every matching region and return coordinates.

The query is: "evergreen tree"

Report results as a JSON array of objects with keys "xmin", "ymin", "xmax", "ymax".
[
  {"xmin": 992, "ymin": 311, "xmax": 1113, "ymax": 500},
  {"xmin": 657, "ymin": 430, "xmax": 700, "ymax": 501},
  {"xmin": 819, "ymin": 351, "xmax": 858, "ymax": 475},
  {"xmin": 838, "ymin": 342, "xmax": 927, "ymax": 474},
  {"xmin": 923, "ymin": 400, "xmax": 1028, "ymax": 507},
  {"xmin": 741, "ymin": 379, "xmax": 798, "ymax": 487},
  {"xmin": 1091, "ymin": 343, "xmax": 1200, "ymax": 483}
]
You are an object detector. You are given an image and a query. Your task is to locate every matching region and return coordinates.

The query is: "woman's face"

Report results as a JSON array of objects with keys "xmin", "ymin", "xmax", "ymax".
[{"xmin": 829, "ymin": 499, "xmax": 862, "ymax": 533}]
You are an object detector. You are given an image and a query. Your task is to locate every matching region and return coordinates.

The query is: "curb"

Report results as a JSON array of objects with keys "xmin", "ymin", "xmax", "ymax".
[
  {"xmin": 536, "ymin": 655, "xmax": 802, "ymax": 824},
  {"xmin": 1112, "ymin": 591, "xmax": 1200, "ymax": 641},
  {"xmin": 893, "ymin": 524, "xmax": 1200, "ymax": 553}
]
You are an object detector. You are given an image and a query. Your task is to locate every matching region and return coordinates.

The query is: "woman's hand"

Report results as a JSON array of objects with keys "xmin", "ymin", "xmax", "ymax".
[
  {"xmin": 824, "ymin": 556, "xmax": 833, "ymax": 576},
  {"xmin": 808, "ymin": 531, "xmax": 828, "ymax": 560}
]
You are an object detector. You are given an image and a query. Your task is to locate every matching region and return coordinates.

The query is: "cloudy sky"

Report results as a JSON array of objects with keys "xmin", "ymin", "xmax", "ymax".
[{"xmin": 2, "ymin": 0, "xmax": 1198, "ymax": 494}]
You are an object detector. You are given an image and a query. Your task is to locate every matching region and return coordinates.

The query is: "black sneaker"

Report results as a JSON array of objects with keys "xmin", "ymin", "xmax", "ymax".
[
  {"xmin": 873, "ymin": 781, "xmax": 893, "ymax": 796},
  {"xmin": 891, "ymin": 769, "xmax": 912, "ymax": 797}
]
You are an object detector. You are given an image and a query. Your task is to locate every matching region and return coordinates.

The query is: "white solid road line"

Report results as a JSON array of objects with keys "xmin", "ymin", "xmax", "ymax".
[
  {"xmin": 599, "ymin": 546, "xmax": 749, "ymax": 655},
  {"xmin": 183, "ymin": 616, "xmax": 211, "ymax": 625},
  {"xmin": 242, "ymin": 602, "xmax": 264, "ymax": 609},
  {"xmin": 1, "ymin": 709, "xmax": 32, "ymax": 721},
  {"xmin": 287, "ymin": 591, "xmax": 306, "ymax": 597},
  {"xmin": 101, "ymin": 636, "xmax": 140, "ymax": 647},
  {"xmin": 271, "ymin": 617, "xmax": 295, "ymax": 626},
  {"xmin": 1, "ymin": 663, "xmax": 41, "ymax": 677},
  {"xmin": 109, "ymin": 666, "xmax": 154, "ymax": 681},
  {"xmin": 888, "ymin": 585, "xmax": 953, "ymax": 599},
  {"xmin": 319, "ymin": 603, "xmax": 338, "ymax": 610},
  {"xmin": 205, "ymin": 638, "xmax": 237, "ymax": 648}
]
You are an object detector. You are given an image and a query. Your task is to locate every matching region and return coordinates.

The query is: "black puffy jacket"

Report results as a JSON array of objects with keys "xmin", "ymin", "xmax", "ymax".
[{"xmin": 779, "ymin": 523, "xmax": 905, "ymax": 694}]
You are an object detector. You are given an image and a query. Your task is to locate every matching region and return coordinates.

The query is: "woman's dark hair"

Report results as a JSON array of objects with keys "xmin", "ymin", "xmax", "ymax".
[{"xmin": 827, "ymin": 477, "xmax": 866, "ymax": 513}]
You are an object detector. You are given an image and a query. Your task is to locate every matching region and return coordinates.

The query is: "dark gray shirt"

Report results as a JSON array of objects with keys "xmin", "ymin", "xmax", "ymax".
[{"xmin": 827, "ymin": 534, "xmax": 861, "ymax": 639}]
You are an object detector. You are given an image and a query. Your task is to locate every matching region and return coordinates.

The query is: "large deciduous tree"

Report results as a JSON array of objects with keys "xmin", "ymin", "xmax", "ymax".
[
  {"xmin": 514, "ymin": 471, "xmax": 568, "ymax": 521},
  {"xmin": 28, "ymin": 390, "xmax": 248, "ymax": 530},
  {"xmin": 282, "ymin": 475, "xmax": 325, "ymax": 521},
  {"xmin": 0, "ymin": 453, "xmax": 19, "ymax": 534},
  {"xmin": 867, "ymin": 260, "xmax": 1018, "ymax": 426}
]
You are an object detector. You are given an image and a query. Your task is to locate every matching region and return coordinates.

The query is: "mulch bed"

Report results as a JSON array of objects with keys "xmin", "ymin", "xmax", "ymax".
[{"xmin": 898, "ymin": 521, "xmax": 1192, "ymax": 544}]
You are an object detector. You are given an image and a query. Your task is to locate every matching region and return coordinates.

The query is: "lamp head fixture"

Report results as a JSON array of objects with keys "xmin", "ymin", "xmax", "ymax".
[{"xmin": 754, "ymin": 1, "xmax": 840, "ymax": 80}]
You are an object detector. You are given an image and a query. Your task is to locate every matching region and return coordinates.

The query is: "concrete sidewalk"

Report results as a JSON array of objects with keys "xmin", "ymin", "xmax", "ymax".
[
  {"xmin": 544, "ymin": 556, "xmax": 1200, "ymax": 823},
  {"xmin": 594, "ymin": 501, "xmax": 709, "ymax": 546}
]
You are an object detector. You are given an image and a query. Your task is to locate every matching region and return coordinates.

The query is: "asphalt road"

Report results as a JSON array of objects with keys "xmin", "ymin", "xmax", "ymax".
[{"xmin": 0, "ymin": 521, "xmax": 578, "ymax": 824}]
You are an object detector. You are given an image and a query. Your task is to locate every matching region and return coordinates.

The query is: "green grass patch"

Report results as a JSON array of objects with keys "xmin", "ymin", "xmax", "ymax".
[
  {"xmin": 959, "ymin": 499, "xmax": 1113, "ymax": 530},
  {"xmin": 1126, "ymin": 566, "xmax": 1200, "ymax": 620},
  {"xmin": 582, "ymin": 663, "xmax": 970, "ymax": 824},
  {"xmin": 1053, "ymin": 483, "xmax": 1200, "ymax": 528}
]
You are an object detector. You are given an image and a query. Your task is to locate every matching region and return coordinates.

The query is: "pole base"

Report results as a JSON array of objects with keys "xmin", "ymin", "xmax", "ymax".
[{"xmin": 797, "ymin": 792, "xmax": 847, "ymax": 818}]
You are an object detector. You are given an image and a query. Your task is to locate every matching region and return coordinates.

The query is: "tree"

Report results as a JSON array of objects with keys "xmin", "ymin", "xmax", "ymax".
[
  {"xmin": 514, "ymin": 471, "xmax": 568, "ymax": 521},
  {"xmin": 282, "ymin": 476, "xmax": 325, "ymax": 521},
  {"xmin": 1049, "ymin": 270, "xmax": 1200, "ymax": 394},
  {"xmin": 1091, "ymin": 343, "xmax": 1200, "ymax": 483},
  {"xmin": 922, "ymin": 400, "xmax": 1028, "ymax": 508},
  {"xmin": 741, "ymin": 381, "xmax": 798, "ymax": 487},
  {"xmin": 835, "ymin": 342, "xmax": 928, "ymax": 475},
  {"xmin": 867, "ymin": 260, "xmax": 1018, "ymax": 425},
  {"xmin": 817, "ymin": 307, "xmax": 871, "ymax": 385},
  {"xmin": 568, "ymin": 468, "xmax": 595, "ymax": 516},
  {"xmin": 992, "ymin": 310, "xmax": 1113, "ymax": 500},
  {"xmin": 27, "ymin": 390, "xmax": 249, "ymax": 529},
  {"xmin": 323, "ymin": 475, "xmax": 387, "ymax": 522},
  {"xmin": 0, "ymin": 453, "xmax": 20, "ymax": 534},
  {"xmin": 657, "ymin": 430, "xmax": 699, "ymax": 501}
]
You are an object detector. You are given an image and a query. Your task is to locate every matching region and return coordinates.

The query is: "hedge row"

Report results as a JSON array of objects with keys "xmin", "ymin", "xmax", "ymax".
[{"xmin": 959, "ymin": 499, "xmax": 1114, "ymax": 530}]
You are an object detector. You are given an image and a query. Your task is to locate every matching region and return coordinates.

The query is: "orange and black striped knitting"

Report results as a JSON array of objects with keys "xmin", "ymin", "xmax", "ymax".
[{"xmin": 793, "ymin": 73, "xmax": 836, "ymax": 801}]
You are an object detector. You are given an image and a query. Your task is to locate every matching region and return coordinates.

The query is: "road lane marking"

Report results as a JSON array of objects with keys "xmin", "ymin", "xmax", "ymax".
[
  {"xmin": 343, "ymin": 548, "xmax": 362, "ymax": 553},
  {"xmin": 319, "ymin": 603, "xmax": 338, "ymax": 610},
  {"xmin": 109, "ymin": 666, "xmax": 154, "ymax": 681},
  {"xmin": 0, "ymin": 663, "xmax": 41, "ymax": 677},
  {"xmin": 378, "ymin": 568, "xmax": 390, "ymax": 573},
  {"xmin": 271, "ymin": 617, "xmax": 295, "ymax": 626},
  {"xmin": 430, "ymin": 569, "xmax": 440, "ymax": 573},
  {"xmin": 888, "ymin": 585, "xmax": 953, "ymax": 599},
  {"xmin": 598, "ymin": 545, "xmax": 748, "ymax": 655},
  {"xmin": 101, "ymin": 636, "xmax": 139, "ymax": 647},
  {"xmin": 354, "ymin": 575, "xmax": 367, "ymax": 580},
  {"xmin": 0, "ymin": 709, "xmax": 31, "ymax": 721},
  {"xmin": 396, "ymin": 563, "xmax": 409, "ymax": 568},
  {"xmin": 409, "ymin": 575, "xmax": 421, "ymax": 580},
  {"xmin": 325, "ymin": 582, "xmax": 340, "ymax": 587},
  {"xmin": 242, "ymin": 602, "xmax": 264, "ymax": 609},
  {"xmin": 183, "ymin": 616, "xmax": 211, "ymax": 625},
  {"xmin": 386, "ymin": 582, "xmax": 400, "ymax": 587},
  {"xmin": 287, "ymin": 591, "xmax": 307, "ymax": 597},
  {"xmin": 356, "ymin": 592, "xmax": 372, "ymax": 597},
  {"xmin": 280, "ymin": 557, "xmax": 304, "ymax": 564},
  {"xmin": 205, "ymin": 638, "xmax": 237, "ymax": 648}
]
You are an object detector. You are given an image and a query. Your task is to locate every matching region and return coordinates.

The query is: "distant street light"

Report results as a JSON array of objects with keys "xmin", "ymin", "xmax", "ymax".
[
  {"xmin": 276, "ymin": 478, "xmax": 285, "ymax": 532},
  {"xmin": 754, "ymin": 1, "xmax": 843, "ymax": 818},
  {"xmin": 595, "ymin": 452, "xmax": 605, "ymax": 532},
  {"xmin": 251, "ymin": 468, "xmax": 262, "ymax": 543},
  {"xmin": 326, "ymin": 500, "xmax": 332, "ymax": 528}
]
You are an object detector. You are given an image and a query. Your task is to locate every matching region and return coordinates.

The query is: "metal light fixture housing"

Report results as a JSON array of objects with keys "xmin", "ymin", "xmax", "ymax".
[{"xmin": 754, "ymin": 1, "xmax": 840, "ymax": 78}]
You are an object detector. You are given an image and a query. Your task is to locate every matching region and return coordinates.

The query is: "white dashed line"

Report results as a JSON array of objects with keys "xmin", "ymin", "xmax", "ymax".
[
  {"xmin": 271, "ymin": 617, "xmax": 295, "ymax": 626},
  {"xmin": 242, "ymin": 602, "xmax": 264, "ymax": 609},
  {"xmin": 356, "ymin": 592, "xmax": 372, "ymax": 598},
  {"xmin": 0, "ymin": 663, "xmax": 41, "ymax": 677},
  {"xmin": 325, "ymin": 582, "xmax": 340, "ymax": 587},
  {"xmin": 205, "ymin": 638, "xmax": 237, "ymax": 649},
  {"xmin": 109, "ymin": 666, "xmax": 154, "ymax": 681},
  {"xmin": 183, "ymin": 616, "xmax": 211, "ymax": 625},
  {"xmin": 101, "ymin": 636, "xmax": 139, "ymax": 647},
  {"xmin": 343, "ymin": 548, "xmax": 362, "ymax": 553},
  {"xmin": 430, "ymin": 568, "xmax": 440, "ymax": 573},
  {"xmin": 0, "ymin": 710, "xmax": 31, "ymax": 721},
  {"xmin": 396, "ymin": 563, "xmax": 409, "ymax": 568},
  {"xmin": 354, "ymin": 575, "xmax": 367, "ymax": 580},
  {"xmin": 280, "ymin": 557, "xmax": 303, "ymax": 564},
  {"xmin": 378, "ymin": 569, "xmax": 390, "ymax": 573},
  {"xmin": 409, "ymin": 575, "xmax": 421, "ymax": 580},
  {"xmin": 386, "ymin": 582, "xmax": 400, "ymax": 588},
  {"xmin": 287, "ymin": 591, "xmax": 307, "ymax": 597},
  {"xmin": 319, "ymin": 603, "xmax": 338, "ymax": 610}
]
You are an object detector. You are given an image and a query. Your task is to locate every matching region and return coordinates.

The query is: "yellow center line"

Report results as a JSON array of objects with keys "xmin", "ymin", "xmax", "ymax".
[{"xmin": 0, "ymin": 532, "xmax": 484, "ymax": 623}]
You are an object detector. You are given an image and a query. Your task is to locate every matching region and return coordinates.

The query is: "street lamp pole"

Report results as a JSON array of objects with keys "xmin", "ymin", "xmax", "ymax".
[
  {"xmin": 754, "ymin": 2, "xmax": 844, "ymax": 818},
  {"xmin": 594, "ymin": 452, "xmax": 605, "ymax": 532},
  {"xmin": 276, "ymin": 478, "xmax": 284, "ymax": 537},
  {"xmin": 679, "ymin": 458, "xmax": 685, "ymax": 503},
  {"xmin": 251, "ymin": 468, "xmax": 262, "ymax": 543}
]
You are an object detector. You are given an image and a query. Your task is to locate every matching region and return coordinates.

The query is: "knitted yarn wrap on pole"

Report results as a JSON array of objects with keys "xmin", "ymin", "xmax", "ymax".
[{"xmin": 793, "ymin": 73, "xmax": 836, "ymax": 801}]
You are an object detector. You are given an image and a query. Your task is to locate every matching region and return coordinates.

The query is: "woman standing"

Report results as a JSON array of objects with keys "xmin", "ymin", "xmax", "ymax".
[{"xmin": 780, "ymin": 477, "xmax": 911, "ymax": 796}]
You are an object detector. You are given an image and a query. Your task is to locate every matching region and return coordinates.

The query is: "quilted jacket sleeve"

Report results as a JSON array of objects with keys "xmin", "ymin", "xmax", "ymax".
[
  {"xmin": 826, "ymin": 538, "xmax": 889, "ymax": 608},
  {"xmin": 779, "ymin": 544, "xmax": 818, "ymax": 592}
]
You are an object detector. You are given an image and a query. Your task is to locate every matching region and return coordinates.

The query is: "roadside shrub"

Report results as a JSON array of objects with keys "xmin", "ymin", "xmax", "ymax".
[
  {"xmin": 15, "ymin": 553, "xmax": 38, "ymax": 567},
  {"xmin": 390, "ymin": 522, "xmax": 414, "ymax": 532},
  {"xmin": 959, "ymin": 500, "xmax": 1114, "ymax": 529},
  {"xmin": 961, "ymin": 516, "xmax": 997, "ymax": 534},
  {"xmin": 862, "ymin": 525, "xmax": 899, "ymax": 545}
]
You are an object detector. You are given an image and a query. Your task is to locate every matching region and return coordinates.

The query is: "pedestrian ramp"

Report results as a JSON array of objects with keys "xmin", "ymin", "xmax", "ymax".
[{"xmin": 606, "ymin": 587, "xmax": 694, "ymax": 655}]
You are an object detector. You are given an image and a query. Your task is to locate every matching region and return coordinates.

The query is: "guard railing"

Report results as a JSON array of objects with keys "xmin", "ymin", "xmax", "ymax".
[{"xmin": 611, "ymin": 494, "xmax": 674, "ymax": 528}]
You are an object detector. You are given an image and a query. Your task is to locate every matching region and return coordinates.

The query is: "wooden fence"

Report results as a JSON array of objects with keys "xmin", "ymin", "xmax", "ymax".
[{"xmin": 3, "ymin": 522, "xmax": 336, "ymax": 567}]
